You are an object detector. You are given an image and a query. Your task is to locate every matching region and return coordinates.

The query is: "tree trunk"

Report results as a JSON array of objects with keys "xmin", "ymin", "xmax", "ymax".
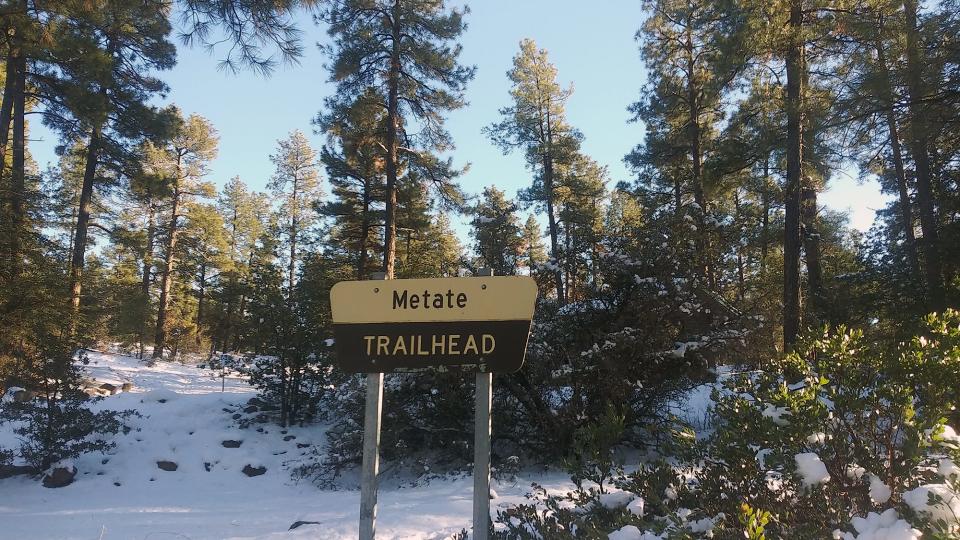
[
  {"xmin": 563, "ymin": 217, "xmax": 572, "ymax": 301},
  {"xmin": 357, "ymin": 186, "xmax": 370, "ymax": 280},
  {"xmin": 0, "ymin": 45, "xmax": 17, "ymax": 185},
  {"xmin": 153, "ymin": 181, "xmax": 181, "ymax": 360},
  {"xmin": 279, "ymin": 354, "xmax": 289, "ymax": 427},
  {"xmin": 801, "ymin": 185, "xmax": 822, "ymax": 319},
  {"xmin": 231, "ymin": 249, "xmax": 255, "ymax": 353},
  {"xmin": 66, "ymin": 187, "xmax": 80, "ymax": 275},
  {"xmin": 874, "ymin": 25, "xmax": 920, "ymax": 276},
  {"xmin": 139, "ymin": 199, "xmax": 155, "ymax": 359},
  {"xmin": 196, "ymin": 263, "xmax": 206, "ymax": 347},
  {"xmin": 735, "ymin": 189, "xmax": 745, "ymax": 301},
  {"xmin": 222, "ymin": 293, "xmax": 234, "ymax": 354},
  {"xmin": 542, "ymin": 120, "xmax": 565, "ymax": 304},
  {"xmin": 221, "ymin": 206, "xmax": 240, "ymax": 353},
  {"xmin": 685, "ymin": 22, "xmax": 713, "ymax": 289},
  {"xmin": 902, "ymin": 0, "xmax": 945, "ymax": 311},
  {"xmin": 783, "ymin": 0, "xmax": 804, "ymax": 351},
  {"xmin": 674, "ymin": 174, "xmax": 682, "ymax": 216},
  {"xmin": 288, "ymin": 175, "xmax": 298, "ymax": 304},
  {"xmin": 68, "ymin": 128, "xmax": 102, "ymax": 316},
  {"xmin": 800, "ymin": 51, "xmax": 822, "ymax": 324},
  {"xmin": 8, "ymin": 51, "xmax": 26, "ymax": 277},
  {"xmin": 382, "ymin": 4, "xmax": 401, "ymax": 279},
  {"xmin": 760, "ymin": 155, "xmax": 770, "ymax": 272},
  {"xmin": 232, "ymin": 293, "xmax": 246, "ymax": 353}
]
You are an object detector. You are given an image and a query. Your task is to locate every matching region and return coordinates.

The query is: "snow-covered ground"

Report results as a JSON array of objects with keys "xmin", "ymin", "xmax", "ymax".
[{"xmin": 0, "ymin": 351, "xmax": 573, "ymax": 539}]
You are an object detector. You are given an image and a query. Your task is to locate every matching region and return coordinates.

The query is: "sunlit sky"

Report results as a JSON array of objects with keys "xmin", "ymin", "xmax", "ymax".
[{"xmin": 30, "ymin": 0, "xmax": 891, "ymax": 241}]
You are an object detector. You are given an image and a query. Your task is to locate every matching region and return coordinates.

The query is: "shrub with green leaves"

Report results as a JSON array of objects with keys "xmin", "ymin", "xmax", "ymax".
[
  {"xmin": 494, "ymin": 311, "xmax": 960, "ymax": 539},
  {"xmin": 564, "ymin": 405, "xmax": 625, "ymax": 494}
]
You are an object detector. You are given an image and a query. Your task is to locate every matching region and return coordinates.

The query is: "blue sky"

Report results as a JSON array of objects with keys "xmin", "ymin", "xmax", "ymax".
[{"xmin": 30, "ymin": 0, "xmax": 890, "ymax": 239}]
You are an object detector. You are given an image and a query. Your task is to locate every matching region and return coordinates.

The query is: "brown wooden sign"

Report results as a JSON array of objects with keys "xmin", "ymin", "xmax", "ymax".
[{"xmin": 330, "ymin": 276, "xmax": 537, "ymax": 373}]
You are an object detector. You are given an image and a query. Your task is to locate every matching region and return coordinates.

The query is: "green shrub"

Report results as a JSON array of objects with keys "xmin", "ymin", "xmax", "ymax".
[
  {"xmin": 494, "ymin": 311, "xmax": 960, "ymax": 539},
  {"xmin": 1, "ymin": 347, "xmax": 133, "ymax": 471}
]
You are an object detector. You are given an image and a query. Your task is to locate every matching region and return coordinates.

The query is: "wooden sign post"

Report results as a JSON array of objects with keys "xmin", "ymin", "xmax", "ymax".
[
  {"xmin": 358, "ymin": 371, "xmax": 383, "ymax": 539},
  {"xmin": 330, "ymin": 273, "xmax": 536, "ymax": 540},
  {"xmin": 473, "ymin": 356, "xmax": 493, "ymax": 540}
]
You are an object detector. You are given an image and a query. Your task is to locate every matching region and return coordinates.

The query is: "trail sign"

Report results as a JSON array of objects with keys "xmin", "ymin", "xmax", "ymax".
[
  {"xmin": 330, "ymin": 276, "xmax": 537, "ymax": 373},
  {"xmin": 335, "ymin": 273, "xmax": 536, "ymax": 540}
]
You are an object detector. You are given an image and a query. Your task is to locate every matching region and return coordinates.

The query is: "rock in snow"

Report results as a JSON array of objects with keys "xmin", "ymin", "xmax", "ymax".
[
  {"xmin": 0, "ymin": 464, "xmax": 39, "ymax": 480},
  {"xmin": 242, "ymin": 464, "xmax": 267, "ymax": 477},
  {"xmin": 288, "ymin": 520, "xmax": 321, "ymax": 530},
  {"xmin": 42, "ymin": 464, "xmax": 77, "ymax": 488}
]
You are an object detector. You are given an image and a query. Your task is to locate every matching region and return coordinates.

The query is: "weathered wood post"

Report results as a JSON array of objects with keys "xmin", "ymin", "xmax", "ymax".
[
  {"xmin": 359, "ymin": 272, "xmax": 387, "ymax": 540},
  {"xmin": 473, "ymin": 268, "xmax": 494, "ymax": 540},
  {"xmin": 359, "ymin": 371, "xmax": 384, "ymax": 539},
  {"xmin": 473, "ymin": 368, "xmax": 493, "ymax": 539}
]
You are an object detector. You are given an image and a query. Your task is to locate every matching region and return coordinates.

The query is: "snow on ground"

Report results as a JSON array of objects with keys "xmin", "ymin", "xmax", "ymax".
[
  {"xmin": 666, "ymin": 365, "xmax": 745, "ymax": 433},
  {"xmin": 0, "ymin": 351, "xmax": 572, "ymax": 539}
]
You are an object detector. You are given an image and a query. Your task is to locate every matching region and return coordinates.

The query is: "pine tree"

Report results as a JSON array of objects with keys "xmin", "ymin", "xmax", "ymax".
[
  {"xmin": 149, "ymin": 112, "xmax": 218, "ymax": 360},
  {"xmin": 555, "ymin": 154, "xmax": 606, "ymax": 300},
  {"xmin": 393, "ymin": 174, "xmax": 434, "ymax": 279},
  {"xmin": 127, "ymin": 154, "xmax": 165, "ymax": 358},
  {"xmin": 628, "ymin": 0, "xmax": 744, "ymax": 291},
  {"xmin": 430, "ymin": 213, "xmax": 463, "ymax": 278},
  {"xmin": 216, "ymin": 177, "xmax": 264, "ymax": 353},
  {"xmin": 0, "ymin": 1, "xmax": 39, "ymax": 277},
  {"xmin": 269, "ymin": 130, "xmax": 322, "ymax": 302},
  {"xmin": 520, "ymin": 214, "xmax": 549, "ymax": 290},
  {"xmin": 901, "ymin": 0, "xmax": 945, "ymax": 311},
  {"xmin": 318, "ymin": 0, "xmax": 474, "ymax": 278},
  {"xmin": 317, "ymin": 90, "xmax": 385, "ymax": 280},
  {"xmin": 835, "ymin": 1, "xmax": 921, "ymax": 279},
  {"xmin": 401, "ymin": 212, "xmax": 463, "ymax": 279},
  {"xmin": 471, "ymin": 186, "xmax": 523, "ymax": 276},
  {"xmin": 177, "ymin": 202, "xmax": 231, "ymax": 349},
  {"xmin": 486, "ymin": 39, "xmax": 580, "ymax": 303},
  {"xmin": 49, "ymin": 0, "xmax": 177, "ymax": 319}
]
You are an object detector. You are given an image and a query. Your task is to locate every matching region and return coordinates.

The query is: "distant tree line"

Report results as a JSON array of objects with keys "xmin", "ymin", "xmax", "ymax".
[{"xmin": 1, "ymin": 0, "xmax": 958, "ymax": 473}]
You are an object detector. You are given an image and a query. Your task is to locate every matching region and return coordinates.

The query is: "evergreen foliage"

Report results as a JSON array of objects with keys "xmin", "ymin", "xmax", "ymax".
[
  {"xmin": 495, "ymin": 312, "xmax": 960, "ymax": 538},
  {"xmin": 0, "ymin": 0, "xmax": 958, "ymax": 515}
]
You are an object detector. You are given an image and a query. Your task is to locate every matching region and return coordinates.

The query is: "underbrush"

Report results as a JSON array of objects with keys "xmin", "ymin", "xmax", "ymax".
[
  {"xmin": 1, "ymin": 346, "xmax": 134, "ymax": 475},
  {"xmin": 494, "ymin": 310, "xmax": 960, "ymax": 539}
]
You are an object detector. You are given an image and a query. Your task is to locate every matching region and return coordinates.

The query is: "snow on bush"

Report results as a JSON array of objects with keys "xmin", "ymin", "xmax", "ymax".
[
  {"xmin": 493, "ymin": 311, "xmax": 960, "ymax": 539},
  {"xmin": 837, "ymin": 508, "xmax": 921, "ymax": 540},
  {"xmin": 939, "ymin": 458, "xmax": 959, "ymax": 480},
  {"xmin": 596, "ymin": 490, "xmax": 636, "ymax": 510},
  {"xmin": 868, "ymin": 475, "xmax": 892, "ymax": 504},
  {"xmin": 902, "ymin": 484, "xmax": 960, "ymax": 530},
  {"xmin": 794, "ymin": 452, "xmax": 830, "ymax": 487},
  {"xmin": 607, "ymin": 525, "xmax": 660, "ymax": 540}
]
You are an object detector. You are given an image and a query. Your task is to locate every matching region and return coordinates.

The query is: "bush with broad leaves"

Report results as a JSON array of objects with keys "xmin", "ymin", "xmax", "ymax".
[{"xmin": 494, "ymin": 310, "xmax": 960, "ymax": 539}]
